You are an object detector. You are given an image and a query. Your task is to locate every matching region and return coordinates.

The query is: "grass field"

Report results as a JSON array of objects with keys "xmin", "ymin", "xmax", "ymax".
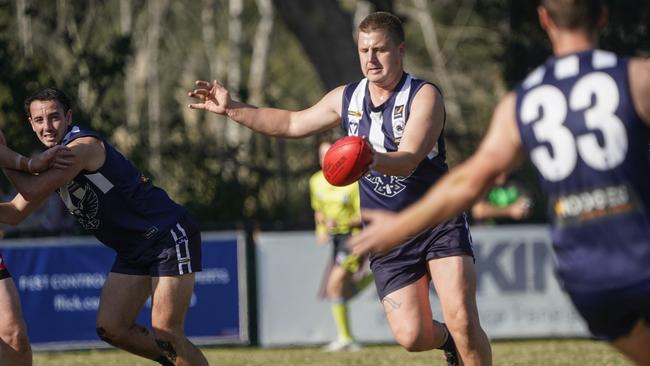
[{"xmin": 34, "ymin": 339, "xmax": 629, "ymax": 366}]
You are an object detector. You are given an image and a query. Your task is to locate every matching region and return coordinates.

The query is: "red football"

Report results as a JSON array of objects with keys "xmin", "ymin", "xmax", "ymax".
[{"xmin": 323, "ymin": 136, "xmax": 373, "ymax": 186}]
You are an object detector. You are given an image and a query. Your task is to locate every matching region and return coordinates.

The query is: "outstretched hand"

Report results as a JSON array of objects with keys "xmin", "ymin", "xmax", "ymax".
[
  {"xmin": 347, "ymin": 209, "xmax": 407, "ymax": 256},
  {"xmin": 187, "ymin": 80, "xmax": 231, "ymax": 116},
  {"xmin": 31, "ymin": 145, "xmax": 75, "ymax": 173}
]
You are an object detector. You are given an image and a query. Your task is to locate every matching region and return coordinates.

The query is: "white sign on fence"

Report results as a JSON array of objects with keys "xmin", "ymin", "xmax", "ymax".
[{"xmin": 256, "ymin": 226, "xmax": 588, "ymax": 347}]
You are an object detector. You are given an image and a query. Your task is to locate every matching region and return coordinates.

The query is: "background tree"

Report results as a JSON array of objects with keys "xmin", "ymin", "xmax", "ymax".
[{"xmin": 0, "ymin": 0, "xmax": 648, "ymax": 233}]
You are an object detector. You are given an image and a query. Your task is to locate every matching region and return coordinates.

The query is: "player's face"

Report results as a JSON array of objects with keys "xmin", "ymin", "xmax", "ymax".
[
  {"xmin": 358, "ymin": 30, "xmax": 404, "ymax": 85},
  {"xmin": 28, "ymin": 99, "xmax": 71, "ymax": 148}
]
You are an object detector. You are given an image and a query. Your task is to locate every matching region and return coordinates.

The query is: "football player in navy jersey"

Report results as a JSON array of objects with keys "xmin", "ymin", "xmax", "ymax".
[
  {"xmin": 348, "ymin": 1, "xmax": 650, "ymax": 364},
  {"xmin": 0, "ymin": 88, "xmax": 208, "ymax": 366},
  {"xmin": 189, "ymin": 11, "xmax": 491, "ymax": 366},
  {"xmin": 0, "ymin": 135, "xmax": 72, "ymax": 366}
]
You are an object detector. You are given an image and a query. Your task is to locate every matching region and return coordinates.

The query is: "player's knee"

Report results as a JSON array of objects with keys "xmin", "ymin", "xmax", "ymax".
[
  {"xmin": 15, "ymin": 332, "xmax": 31, "ymax": 355},
  {"xmin": 445, "ymin": 315, "xmax": 480, "ymax": 346},
  {"xmin": 326, "ymin": 283, "xmax": 343, "ymax": 298},
  {"xmin": 393, "ymin": 326, "xmax": 429, "ymax": 352},
  {"xmin": 3, "ymin": 327, "xmax": 31, "ymax": 356}
]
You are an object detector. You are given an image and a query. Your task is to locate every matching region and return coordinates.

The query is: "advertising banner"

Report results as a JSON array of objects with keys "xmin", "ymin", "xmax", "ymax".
[
  {"xmin": 0, "ymin": 232, "xmax": 247, "ymax": 350},
  {"xmin": 256, "ymin": 227, "xmax": 589, "ymax": 346}
]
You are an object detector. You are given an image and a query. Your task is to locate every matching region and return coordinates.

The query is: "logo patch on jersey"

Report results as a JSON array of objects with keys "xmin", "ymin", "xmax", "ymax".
[
  {"xmin": 364, "ymin": 174, "xmax": 407, "ymax": 198},
  {"xmin": 552, "ymin": 183, "xmax": 640, "ymax": 227},
  {"xmin": 393, "ymin": 105, "xmax": 404, "ymax": 119},
  {"xmin": 144, "ymin": 226, "xmax": 159, "ymax": 240},
  {"xmin": 59, "ymin": 182, "xmax": 100, "ymax": 230},
  {"xmin": 392, "ymin": 105, "xmax": 406, "ymax": 144},
  {"xmin": 347, "ymin": 110, "xmax": 361, "ymax": 136},
  {"xmin": 348, "ymin": 122, "xmax": 359, "ymax": 136}
]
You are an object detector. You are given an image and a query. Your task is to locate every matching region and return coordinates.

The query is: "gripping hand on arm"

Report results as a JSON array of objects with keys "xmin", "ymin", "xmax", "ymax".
[
  {"xmin": 28, "ymin": 145, "xmax": 75, "ymax": 173},
  {"xmin": 3, "ymin": 137, "xmax": 102, "ymax": 202},
  {"xmin": 0, "ymin": 129, "xmax": 74, "ymax": 173}
]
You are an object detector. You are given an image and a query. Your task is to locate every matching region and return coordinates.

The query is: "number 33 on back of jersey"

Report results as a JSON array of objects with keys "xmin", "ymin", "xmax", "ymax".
[{"xmin": 520, "ymin": 72, "xmax": 627, "ymax": 182}]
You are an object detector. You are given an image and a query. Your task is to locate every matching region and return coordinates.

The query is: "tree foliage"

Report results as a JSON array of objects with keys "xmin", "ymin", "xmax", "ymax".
[{"xmin": 0, "ymin": 0, "xmax": 648, "ymax": 231}]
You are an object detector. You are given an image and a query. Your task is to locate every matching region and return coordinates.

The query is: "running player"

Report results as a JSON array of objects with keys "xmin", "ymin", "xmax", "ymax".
[
  {"xmin": 1, "ymin": 88, "xmax": 208, "ymax": 366},
  {"xmin": 189, "ymin": 11, "xmax": 491, "ymax": 366},
  {"xmin": 348, "ymin": 1, "xmax": 650, "ymax": 364}
]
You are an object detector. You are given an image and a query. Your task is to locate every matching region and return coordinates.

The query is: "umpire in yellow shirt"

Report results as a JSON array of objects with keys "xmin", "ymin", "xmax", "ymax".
[{"xmin": 309, "ymin": 141, "xmax": 372, "ymax": 352}]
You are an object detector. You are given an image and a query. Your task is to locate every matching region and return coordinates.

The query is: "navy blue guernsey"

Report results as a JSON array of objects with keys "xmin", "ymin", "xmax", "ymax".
[
  {"xmin": 341, "ymin": 73, "xmax": 448, "ymax": 211},
  {"xmin": 515, "ymin": 49, "xmax": 650, "ymax": 292},
  {"xmin": 58, "ymin": 126, "xmax": 187, "ymax": 259}
]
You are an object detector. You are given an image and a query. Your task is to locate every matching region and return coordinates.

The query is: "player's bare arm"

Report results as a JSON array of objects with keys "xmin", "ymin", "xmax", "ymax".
[
  {"xmin": 372, "ymin": 84, "xmax": 444, "ymax": 176},
  {"xmin": 0, "ymin": 130, "xmax": 73, "ymax": 173},
  {"xmin": 349, "ymin": 92, "xmax": 524, "ymax": 255},
  {"xmin": 188, "ymin": 80, "xmax": 344, "ymax": 138},
  {"xmin": 3, "ymin": 136, "xmax": 104, "ymax": 202},
  {"xmin": 629, "ymin": 57, "xmax": 650, "ymax": 126},
  {"xmin": 28, "ymin": 145, "xmax": 75, "ymax": 172},
  {"xmin": 0, "ymin": 193, "xmax": 47, "ymax": 225}
]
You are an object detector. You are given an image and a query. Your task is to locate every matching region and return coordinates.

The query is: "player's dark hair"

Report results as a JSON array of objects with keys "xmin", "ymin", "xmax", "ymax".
[
  {"xmin": 358, "ymin": 11, "xmax": 404, "ymax": 45},
  {"xmin": 24, "ymin": 87, "xmax": 72, "ymax": 117},
  {"xmin": 541, "ymin": 0, "xmax": 605, "ymax": 31}
]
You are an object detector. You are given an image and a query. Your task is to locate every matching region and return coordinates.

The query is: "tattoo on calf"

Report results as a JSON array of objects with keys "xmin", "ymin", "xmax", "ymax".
[
  {"xmin": 156, "ymin": 339, "xmax": 178, "ymax": 362},
  {"xmin": 382, "ymin": 296, "xmax": 402, "ymax": 313}
]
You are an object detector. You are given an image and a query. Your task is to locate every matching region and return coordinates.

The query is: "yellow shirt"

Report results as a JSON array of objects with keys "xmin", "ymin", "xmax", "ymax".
[{"xmin": 309, "ymin": 170, "xmax": 361, "ymax": 235}]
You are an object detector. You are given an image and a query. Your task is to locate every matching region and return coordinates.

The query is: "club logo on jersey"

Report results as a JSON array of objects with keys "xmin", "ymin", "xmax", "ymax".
[
  {"xmin": 364, "ymin": 174, "xmax": 407, "ymax": 197},
  {"xmin": 59, "ymin": 182, "xmax": 100, "ymax": 230},
  {"xmin": 347, "ymin": 110, "xmax": 361, "ymax": 136},
  {"xmin": 552, "ymin": 183, "xmax": 639, "ymax": 227},
  {"xmin": 393, "ymin": 105, "xmax": 404, "ymax": 119},
  {"xmin": 392, "ymin": 105, "xmax": 406, "ymax": 145}
]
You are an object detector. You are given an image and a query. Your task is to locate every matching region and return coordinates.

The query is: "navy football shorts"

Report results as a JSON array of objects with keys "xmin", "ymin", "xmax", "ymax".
[
  {"xmin": 331, "ymin": 233, "xmax": 353, "ymax": 266},
  {"xmin": 370, "ymin": 213, "xmax": 474, "ymax": 300},
  {"xmin": 567, "ymin": 282, "xmax": 650, "ymax": 341},
  {"xmin": 0, "ymin": 253, "xmax": 10, "ymax": 280},
  {"xmin": 111, "ymin": 215, "xmax": 202, "ymax": 276}
]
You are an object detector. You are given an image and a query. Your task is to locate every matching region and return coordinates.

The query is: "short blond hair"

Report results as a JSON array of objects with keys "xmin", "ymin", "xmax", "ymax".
[{"xmin": 358, "ymin": 11, "xmax": 404, "ymax": 45}]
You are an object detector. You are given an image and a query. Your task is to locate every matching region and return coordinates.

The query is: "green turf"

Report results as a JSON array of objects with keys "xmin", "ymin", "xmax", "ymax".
[{"xmin": 34, "ymin": 339, "xmax": 629, "ymax": 366}]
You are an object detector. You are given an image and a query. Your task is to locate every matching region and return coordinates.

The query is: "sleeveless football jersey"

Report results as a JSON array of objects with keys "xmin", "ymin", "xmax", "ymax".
[
  {"xmin": 58, "ymin": 126, "xmax": 187, "ymax": 259},
  {"xmin": 515, "ymin": 49, "xmax": 650, "ymax": 292},
  {"xmin": 341, "ymin": 72, "xmax": 448, "ymax": 211}
]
